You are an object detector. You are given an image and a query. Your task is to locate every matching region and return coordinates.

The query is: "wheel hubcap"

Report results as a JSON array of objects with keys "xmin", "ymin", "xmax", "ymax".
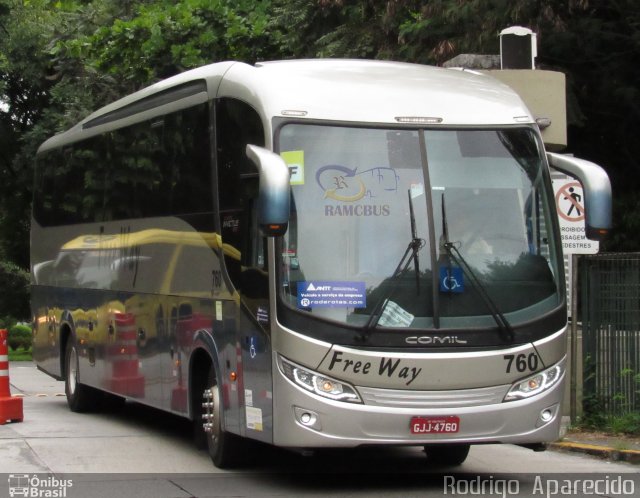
[
  {"xmin": 68, "ymin": 347, "xmax": 77, "ymax": 394},
  {"xmin": 202, "ymin": 386, "xmax": 220, "ymax": 440}
]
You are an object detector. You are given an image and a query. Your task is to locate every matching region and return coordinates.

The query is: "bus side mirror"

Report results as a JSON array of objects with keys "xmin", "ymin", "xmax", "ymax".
[
  {"xmin": 246, "ymin": 144, "xmax": 291, "ymax": 236},
  {"xmin": 547, "ymin": 152, "xmax": 612, "ymax": 241}
]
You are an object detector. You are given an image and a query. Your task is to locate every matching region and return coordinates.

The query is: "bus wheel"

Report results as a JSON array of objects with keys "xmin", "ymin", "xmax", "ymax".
[
  {"xmin": 64, "ymin": 338, "xmax": 100, "ymax": 412},
  {"xmin": 202, "ymin": 365, "xmax": 243, "ymax": 468},
  {"xmin": 424, "ymin": 444, "xmax": 470, "ymax": 466}
]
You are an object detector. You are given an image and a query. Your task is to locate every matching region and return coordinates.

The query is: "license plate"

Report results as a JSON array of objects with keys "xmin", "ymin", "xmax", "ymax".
[{"xmin": 410, "ymin": 416, "xmax": 460, "ymax": 434}]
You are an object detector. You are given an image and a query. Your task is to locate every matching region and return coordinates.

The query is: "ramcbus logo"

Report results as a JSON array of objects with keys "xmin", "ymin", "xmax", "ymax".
[{"xmin": 324, "ymin": 204, "xmax": 390, "ymax": 216}]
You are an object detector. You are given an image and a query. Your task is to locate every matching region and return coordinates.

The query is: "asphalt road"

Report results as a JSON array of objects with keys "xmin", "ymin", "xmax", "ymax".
[{"xmin": 1, "ymin": 363, "xmax": 638, "ymax": 498}]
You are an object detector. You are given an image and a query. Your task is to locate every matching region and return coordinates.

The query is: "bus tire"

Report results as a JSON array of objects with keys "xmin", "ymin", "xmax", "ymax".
[
  {"xmin": 202, "ymin": 364, "xmax": 243, "ymax": 468},
  {"xmin": 64, "ymin": 337, "xmax": 101, "ymax": 412},
  {"xmin": 424, "ymin": 444, "xmax": 470, "ymax": 466}
]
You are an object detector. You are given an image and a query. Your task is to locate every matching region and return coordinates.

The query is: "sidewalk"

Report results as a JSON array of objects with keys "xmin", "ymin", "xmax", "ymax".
[{"xmin": 549, "ymin": 417, "xmax": 640, "ymax": 465}]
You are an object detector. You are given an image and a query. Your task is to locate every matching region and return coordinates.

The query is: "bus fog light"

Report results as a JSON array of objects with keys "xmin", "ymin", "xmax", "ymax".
[
  {"xmin": 536, "ymin": 404, "xmax": 558, "ymax": 427},
  {"xmin": 279, "ymin": 355, "xmax": 362, "ymax": 403},
  {"xmin": 294, "ymin": 407, "xmax": 321, "ymax": 430},
  {"xmin": 504, "ymin": 358, "xmax": 565, "ymax": 401}
]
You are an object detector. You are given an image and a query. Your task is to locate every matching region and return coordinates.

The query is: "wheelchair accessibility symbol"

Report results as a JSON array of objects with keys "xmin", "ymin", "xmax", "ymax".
[
  {"xmin": 439, "ymin": 266, "xmax": 464, "ymax": 293},
  {"xmin": 249, "ymin": 337, "xmax": 257, "ymax": 359},
  {"xmin": 443, "ymin": 275, "xmax": 461, "ymax": 290}
]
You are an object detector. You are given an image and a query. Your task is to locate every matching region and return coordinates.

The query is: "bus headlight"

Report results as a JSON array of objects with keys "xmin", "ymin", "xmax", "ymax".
[
  {"xmin": 504, "ymin": 358, "xmax": 565, "ymax": 401},
  {"xmin": 279, "ymin": 355, "xmax": 362, "ymax": 403}
]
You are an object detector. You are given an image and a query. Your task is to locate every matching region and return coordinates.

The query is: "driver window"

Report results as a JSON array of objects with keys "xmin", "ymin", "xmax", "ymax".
[{"xmin": 216, "ymin": 98, "xmax": 268, "ymax": 298}]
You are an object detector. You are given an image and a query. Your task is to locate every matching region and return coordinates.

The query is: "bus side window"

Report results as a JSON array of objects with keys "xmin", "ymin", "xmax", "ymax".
[
  {"xmin": 107, "ymin": 103, "xmax": 212, "ymax": 221},
  {"xmin": 33, "ymin": 140, "xmax": 106, "ymax": 227},
  {"xmin": 216, "ymin": 98, "xmax": 268, "ymax": 298}
]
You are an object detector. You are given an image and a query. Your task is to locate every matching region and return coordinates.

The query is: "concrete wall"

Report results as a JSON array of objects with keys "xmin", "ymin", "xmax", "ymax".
[{"xmin": 486, "ymin": 69, "xmax": 567, "ymax": 152}]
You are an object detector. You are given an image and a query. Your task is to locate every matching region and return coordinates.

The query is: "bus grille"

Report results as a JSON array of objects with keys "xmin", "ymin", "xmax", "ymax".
[{"xmin": 358, "ymin": 385, "xmax": 510, "ymax": 408}]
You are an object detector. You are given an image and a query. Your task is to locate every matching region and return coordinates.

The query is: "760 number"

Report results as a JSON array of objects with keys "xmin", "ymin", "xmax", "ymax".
[{"xmin": 504, "ymin": 353, "xmax": 539, "ymax": 373}]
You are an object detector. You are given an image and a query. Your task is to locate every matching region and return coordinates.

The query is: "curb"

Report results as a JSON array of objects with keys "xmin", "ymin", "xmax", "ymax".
[{"xmin": 550, "ymin": 441, "xmax": 640, "ymax": 465}]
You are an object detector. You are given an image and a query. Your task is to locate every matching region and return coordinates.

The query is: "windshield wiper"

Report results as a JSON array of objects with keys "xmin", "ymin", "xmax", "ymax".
[
  {"xmin": 441, "ymin": 195, "xmax": 515, "ymax": 343},
  {"xmin": 363, "ymin": 190, "xmax": 425, "ymax": 332},
  {"xmin": 406, "ymin": 187, "xmax": 423, "ymax": 295}
]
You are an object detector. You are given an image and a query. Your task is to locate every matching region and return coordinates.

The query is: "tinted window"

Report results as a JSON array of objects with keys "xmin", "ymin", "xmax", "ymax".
[
  {"xmin": 216, "ymin": 99, "xmax": 266, "ymax": 292},
  {"xmin": 34, "ymin": 103, "xmax": 212, "ymax": 226}
]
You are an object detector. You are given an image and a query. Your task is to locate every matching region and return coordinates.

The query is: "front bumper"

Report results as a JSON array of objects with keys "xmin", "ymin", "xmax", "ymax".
[{"xmin": 272, "ymin": 363, "xmax": 564, "ymax": 448}]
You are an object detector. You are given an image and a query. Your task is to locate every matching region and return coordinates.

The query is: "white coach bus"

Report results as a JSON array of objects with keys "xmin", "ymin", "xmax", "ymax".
[{"xmin": 31, "ymin": 59, "xmax": 611, "ymax": 468}]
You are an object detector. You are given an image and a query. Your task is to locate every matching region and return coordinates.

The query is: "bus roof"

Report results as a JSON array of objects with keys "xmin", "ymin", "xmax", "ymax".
[
  {"xmin": 39, "ymin": 59, "xmax": 533, "ymax": 153},
  {"xmin": 223, "ymin": 60, "xmax": 532, "ymax": 127}
]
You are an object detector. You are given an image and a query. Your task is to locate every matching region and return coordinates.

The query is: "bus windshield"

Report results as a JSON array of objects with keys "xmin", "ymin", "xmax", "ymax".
[{"xmin": 278, "ymin": 124, "xmax": 562, "ymax": 331}]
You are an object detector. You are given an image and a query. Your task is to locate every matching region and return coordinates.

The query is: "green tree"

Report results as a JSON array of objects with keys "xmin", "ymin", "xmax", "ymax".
[
  {"xmin": 56, "ymin": 0, "xmax": 280, "ymax": 98},
  {"xmin": 0, "ymin": 0, "xmax": 282, "ymax": 267},
  {"xmin": 0, "ymin": 0, "xmax": 63, "ymax": 268},
  {"xmin": 0, "ymin": 260, "xmax": 29, "ymax": 321},
  {"xmin": 272, "ymin": 0, "xmax": 413, "ymax": 59},
  {"xmin": 1, "ymin": 0, "xmax": 283, "ymax": 320}
]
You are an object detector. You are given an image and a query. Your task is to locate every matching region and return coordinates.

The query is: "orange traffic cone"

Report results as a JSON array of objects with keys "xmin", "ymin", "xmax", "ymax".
[{"xmin": 0, "ymin": 328, "xmax": 24, "ymax": 424}]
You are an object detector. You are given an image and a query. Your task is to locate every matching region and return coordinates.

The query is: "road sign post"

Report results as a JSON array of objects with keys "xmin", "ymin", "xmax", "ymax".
[{"xmin": 552, "ymin": 177, "xmax": 598, "ymax": 423}]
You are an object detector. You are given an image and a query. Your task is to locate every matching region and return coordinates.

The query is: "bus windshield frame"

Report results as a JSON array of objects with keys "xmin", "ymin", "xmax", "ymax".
[{"xmin": 275, "ymin": 121, "xmax": 565, "ymax": 347}]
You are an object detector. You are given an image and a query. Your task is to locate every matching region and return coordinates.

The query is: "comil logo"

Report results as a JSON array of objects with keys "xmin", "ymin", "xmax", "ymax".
[
  {"xmin": 8, "ymin": 475, "xmax": 73, "ymax": 498},
  {"xmin": 406, "ymin": 335, "xmax": 468, "ymax": 345}
]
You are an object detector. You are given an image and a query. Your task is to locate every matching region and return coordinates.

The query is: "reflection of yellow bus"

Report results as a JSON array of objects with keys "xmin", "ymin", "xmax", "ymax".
[
  {"xmin": 55, "ymin": 229, "xmax": 239, "ymax": 292},
  {"xmin": 33, "ymin": 228, "xmax": 242, "ymax": 405},
  {"xmin": 56, "ymin": 228, "xmax": 241, "ymax": 350}
]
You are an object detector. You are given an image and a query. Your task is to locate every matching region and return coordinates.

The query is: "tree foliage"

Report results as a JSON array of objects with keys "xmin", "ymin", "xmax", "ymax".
[
  {"xmin": 0, "ymin": 259, "xmax": 29, "ymax": 320},
  {"xmin": 0, "ymin": 0, "xmax": 280, "ymax": 274},
  {"xmin": 0, "ymin": 0, "xmax": 61, "ymax": 268},
  {"xmin": 55, "ymin": 0, "xmax": 279, "ymax": 98},
  {"xmin": 272, "ymin": 0, "xmax": 640, "ymax": 250},
  {"xmin": 0, "ymin": 0, "xmax": 280, "ymax": 319}
]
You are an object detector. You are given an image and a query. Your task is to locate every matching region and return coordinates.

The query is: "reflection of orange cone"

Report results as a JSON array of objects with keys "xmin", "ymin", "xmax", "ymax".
[
  {"xmin": 0, "ymin": 329, "xmax": 23, "ymax": 425},
  {"xmin": 170, "ymin": 355, "xmax": 187, "ymax": 412},
  {"xmin": 105, "ymin": 314, "xmax": 145, "ymax": 398}
]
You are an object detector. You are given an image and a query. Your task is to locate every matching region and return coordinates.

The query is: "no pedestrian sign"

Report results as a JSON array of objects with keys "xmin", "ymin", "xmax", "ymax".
[{"xmin": 552, "ymin": 179, "xmax": 599, "ymax": 255}]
